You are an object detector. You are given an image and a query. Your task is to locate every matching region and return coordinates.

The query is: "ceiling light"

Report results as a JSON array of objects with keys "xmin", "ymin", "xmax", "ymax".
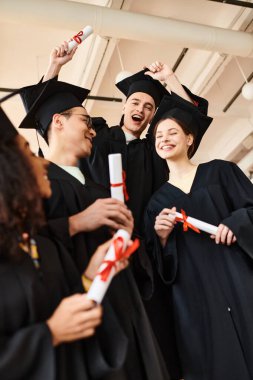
[
  {"xmin": 115, "ymin": 43, "xmax": 133, "ymax": 84},
  {"xmin": 234, "ymin": 56, "xmax": 253, "ymax": 101},
  {"xmin": 241, "ymin": 82, "xmax": 253, "ymax": 101}
]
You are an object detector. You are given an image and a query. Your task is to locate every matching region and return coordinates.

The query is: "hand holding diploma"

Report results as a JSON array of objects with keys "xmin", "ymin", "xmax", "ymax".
[
  {"xmin": 87, "ymin": 153, "xmax": 137, "ymax": 303},
  {"xmin": 87, "ymin": 230, "xmax": 139, "ymax": 304},
  {"xmin": 43, "ymin": 26, "xmax": 93, "ymax": 82},
  {"xmin": 169, "ymin": 209, "xmax": 236, "ymax": 246}
]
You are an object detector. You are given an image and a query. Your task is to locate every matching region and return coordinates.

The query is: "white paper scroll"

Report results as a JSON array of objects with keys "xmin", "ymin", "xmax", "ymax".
[
  {"xmin": 87, "ymin": 229, "xmax": 130, "ymax": 304},
  {"xmin": 108, "ymin": 153, "xmax": 124, "ymax": 202},
  {"xmin": 67, "ymin": 25, "xmax": 93, "ymax": 52},
  {"xmin": 175, "ymin": 211, "xmax": 218, "ymax": 235}
]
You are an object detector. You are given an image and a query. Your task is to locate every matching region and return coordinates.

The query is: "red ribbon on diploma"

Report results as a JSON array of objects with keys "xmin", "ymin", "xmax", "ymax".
[
  {"xmin": 72, "ymin": 31, "xmax": 84, "ymax": 44},
  {"xmin": 110, "ymin": 170, "xmax": 129, "ymax": 201},
  {"xmin": 98, "ymin": 237, "xmax": 140, "ymax": 281},
  {"xmin": 175, "ymin": 209, "xmax": 200, "ymax": 234}
]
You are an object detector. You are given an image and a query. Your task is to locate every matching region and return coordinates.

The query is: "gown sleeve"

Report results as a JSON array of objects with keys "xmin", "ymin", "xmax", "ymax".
[
  {"xmin": 129, "ymin": 237, "xmax": 154, "ymax": 300},
  {"xmin": 145, "ymin": 207, "xmax": 178, "ymax": 286},
  {"xmin": 80, "ymin": 117, "xmax": 111, "ymax": 188},
  {"xmin": 219, "ymin": 161, "xmax": 253, "ymax": 259},
  {"xmin": 0, "ymin": 323, "xmax": 55, "ymax": 380},
  {"xmin": 43, "ymin": 178, "xmax": 75, "ymax": 255}
]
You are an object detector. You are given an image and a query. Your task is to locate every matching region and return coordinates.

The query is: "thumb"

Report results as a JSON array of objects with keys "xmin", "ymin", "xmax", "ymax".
[{"xmin": 144, "ymin": 71, "xmax": 155, "ymax": 79}]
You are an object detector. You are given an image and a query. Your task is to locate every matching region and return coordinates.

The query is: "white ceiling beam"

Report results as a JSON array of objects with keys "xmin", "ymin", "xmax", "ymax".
[{"xmin": 1, "ymin": 0, "xmax": 253, "ymax": 57}]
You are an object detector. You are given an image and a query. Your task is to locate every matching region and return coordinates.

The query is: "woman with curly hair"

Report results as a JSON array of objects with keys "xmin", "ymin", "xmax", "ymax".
[{"xmin": 0, "ymin": 107, "xmax": 129, "ymax": 380}]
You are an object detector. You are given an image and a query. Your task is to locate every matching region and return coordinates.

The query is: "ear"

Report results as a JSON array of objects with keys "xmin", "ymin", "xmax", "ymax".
[
  {"xmin": 187, "ymin": 134, "xmax": 194, "ymax": 146},
  {"xmin": 52, "ymin": 113, "xmax": 63, "ymax": 130}
]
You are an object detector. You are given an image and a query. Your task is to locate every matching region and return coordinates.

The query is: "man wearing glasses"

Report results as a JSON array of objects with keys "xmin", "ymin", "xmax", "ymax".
[{"xmin": 19, "ymin": 78, "xmax": 170, "ymax": 380}]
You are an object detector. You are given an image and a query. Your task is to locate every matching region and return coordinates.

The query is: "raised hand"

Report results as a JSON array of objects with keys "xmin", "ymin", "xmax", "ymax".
[
  {"xmin": 144, "ymin": 61, "xmax": 174, "ymax": 83},
  {"xmin": 43, "ymin": 41, "xmax": 78, "ymax": 82},
  {"xmin": 49, "ymin": 41, "xmax": 78, "ymax": 67}
]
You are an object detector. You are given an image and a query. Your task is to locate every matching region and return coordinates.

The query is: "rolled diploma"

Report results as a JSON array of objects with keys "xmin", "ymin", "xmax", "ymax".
[
  {"xmin": 67, "ymin": 25, "xmax": 93, "ymax": 52},
  {"xmin": 175, "ymin": 212, "xmax": 218, "ymax": 235},
  {"xmin": 87, "ymin": 229, "xmax": 130, "ymax": 304},
  {"xmin": 109, "ymin": 153, "xmax": 124, "ymax": 202}
]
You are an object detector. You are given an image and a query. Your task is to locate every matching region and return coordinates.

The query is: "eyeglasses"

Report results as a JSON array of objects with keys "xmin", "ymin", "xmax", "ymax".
[{"xmin": 60, "ymin": 112, "xmax": 93, "ymax": 130}]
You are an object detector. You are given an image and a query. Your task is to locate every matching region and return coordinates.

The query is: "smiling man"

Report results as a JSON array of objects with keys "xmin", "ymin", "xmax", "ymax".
[
  {"xmin": 18, "ymin": 78, "xmax": 172, "ymax": 380},
  {"xmin": 80, "ymin": 63, "xmax": 208, "ymax": 237}
]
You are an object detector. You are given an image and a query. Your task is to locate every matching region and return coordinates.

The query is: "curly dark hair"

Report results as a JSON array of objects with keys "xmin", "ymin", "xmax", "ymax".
[{"xmin": 0, "ymin": 137, "xmax": 45, "ymax": 260}]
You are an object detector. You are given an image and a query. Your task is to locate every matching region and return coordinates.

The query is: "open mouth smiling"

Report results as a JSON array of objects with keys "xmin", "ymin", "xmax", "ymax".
[{"xmin": 132, "ymin": 114, "xmax": 144, "ymax": 122}]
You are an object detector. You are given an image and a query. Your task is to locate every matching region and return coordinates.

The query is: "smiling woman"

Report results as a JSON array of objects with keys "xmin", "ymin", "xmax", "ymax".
[{"xmin": 145, "ymin": 93, "xmax": 253, "ymax": 380}]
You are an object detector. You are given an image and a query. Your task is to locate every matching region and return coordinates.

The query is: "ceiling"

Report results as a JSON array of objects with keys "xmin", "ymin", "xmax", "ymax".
[{"xmin": 1, "ymin": 0, "xmax": 253, "ymax": 177}]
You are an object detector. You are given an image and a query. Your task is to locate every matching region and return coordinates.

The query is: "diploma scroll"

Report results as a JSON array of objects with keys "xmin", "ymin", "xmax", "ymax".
[
  {"xmin": 67, "ymin": 25, "xmax": 93, "ymax": 52},
  {"xmin": 175, "ymin": 211, "xmax": 218, "ymax": 235},
  {"xmin": 109, "ymin": 154, "xmax": 125, "ymax": 202},
  {"xmin": 87, "ymin": 229, "xmax": 131, "ymax": 304}
]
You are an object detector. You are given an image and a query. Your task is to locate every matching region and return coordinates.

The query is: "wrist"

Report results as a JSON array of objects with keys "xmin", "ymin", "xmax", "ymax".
[
  {"xmin": 43, "ymin": 63, "xmax": 61, "ymax": 82},
  {"xmin": 69, "ymin": 215, "xmax": 80, "ymax": 236},
  {"xmin": 159, "ymin": 237, "xmax": 168, "ymax": 248},
  {"xmin": 46, "ymin": 320, "xmax": 60, "ymax": 347},
  {"xmin": 163, "ymin": 72, "xmax": 175, "ymax": 87}
]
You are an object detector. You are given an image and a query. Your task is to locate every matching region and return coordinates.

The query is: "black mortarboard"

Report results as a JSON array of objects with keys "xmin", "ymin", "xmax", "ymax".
[
  {"xmin": 150, "ymin": 93, "xmax": 213, "ymax": 157},
  {"xmin": 0, "ymin": 89, "xmax": 22, "ymax": 143},
  {"xmin": 116, "ymin": 69, "xmax": 168, "ymax": 108},
  {"xmin": 91, "ymin": 116, "xmax": 109, "ymax": 130},
  {"xmin": 182, "ymin": 85, "xmax": 209, "ymax": 116},
  {"xmin": 19, "ymin": 79, "xmax": 90, "ymax": 140},
  {"xmin": 0, "ymin": 107, "xmax": 18, "ymax": 143}
]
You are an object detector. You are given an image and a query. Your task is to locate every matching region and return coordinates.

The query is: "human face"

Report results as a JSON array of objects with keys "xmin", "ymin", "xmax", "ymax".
[
  {"xmin": 60, "ymin": 107, "xmax": 96, "ymax": 158},
  {"xmin": 155, "ymin": 119, "xmax": 193, "ymax": 161},
  {"xmin": 16, "ymin": 135, "xmax": 52, "ymax": 198},
  {"xmin": 122, "ymin": 92, "xmax": 155, "ymax": 138}
]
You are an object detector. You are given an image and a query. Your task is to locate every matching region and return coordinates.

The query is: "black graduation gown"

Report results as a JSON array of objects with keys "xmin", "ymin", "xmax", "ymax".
[
  {"xmin": 44, "ymin": 162, "xmax": 170, "ymax": 380},
  {"xmin": 145, "ymin": 159, "xmax": 253, "ymax": 380},
  {"xmin": 0, "ymin": 232, "xmax": 133, "ymax": 380},
  {"xmin": 80, "ymin": 88, "xmax": 208, "ymax": 237},
  {"xmin": 80, "ymin": 121, "xmax": 168, "ymax": 237},
  {"xmin": 0, "ymin": 234, "xmax": 89, "ymax": 380}
]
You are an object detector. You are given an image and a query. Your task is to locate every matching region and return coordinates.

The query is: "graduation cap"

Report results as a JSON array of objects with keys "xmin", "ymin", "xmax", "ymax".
[
  {"xmin": 116, "ymin": 69, "xmax": 168, "ymax": 108},
  {"xmin": 19, "ymin": 79, "xmax": 90, "ymax": 141},
  {"xmin": 150, "ymin": 93, "xmax": 213, "ymax": 157},
  {"xmin": 0, "ymin": 88, "xmax": 23, "ymax": 143},
  {"xmin": 0, "ymin": 107, "xmax": 18, "ymax": 143}
]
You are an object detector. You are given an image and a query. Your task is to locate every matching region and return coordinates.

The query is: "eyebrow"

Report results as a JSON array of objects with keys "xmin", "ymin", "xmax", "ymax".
[
  {"xmin": 131, "ymin": 98, "xmax": 154, "ymax": 108},
  {"xmin": 156, "ymin": 127, "xmax": 178, "ymax": 135}
]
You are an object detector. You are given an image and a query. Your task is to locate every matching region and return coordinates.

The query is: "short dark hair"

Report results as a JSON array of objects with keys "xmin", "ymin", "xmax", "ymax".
[{"xmin": 0, "ymin": 137, "xmax": 45, "ymax": 260}]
